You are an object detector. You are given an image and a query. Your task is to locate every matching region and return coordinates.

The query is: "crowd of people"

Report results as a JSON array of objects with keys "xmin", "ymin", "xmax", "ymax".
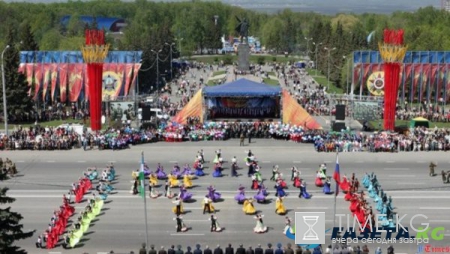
[
  {"xmin": 131, "ymin": 242, "xmax": 388, "ymax": 254},
  {"xmin": 314, "ymin": 126, "xmax": 450, "ymax": 153}
]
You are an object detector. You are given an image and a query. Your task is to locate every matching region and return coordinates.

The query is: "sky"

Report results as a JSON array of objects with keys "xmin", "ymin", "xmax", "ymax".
[{"xmin": 3, "ymin": 0, "xmax": 442, "ymax": 14}]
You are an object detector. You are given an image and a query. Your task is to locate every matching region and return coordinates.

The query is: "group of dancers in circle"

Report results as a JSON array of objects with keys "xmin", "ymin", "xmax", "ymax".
[
  {"xmin": 36, "ymin": 164, "xmax": 116, "ymax": 249},
  {"xmin": 362, "ymin": 173, "xmax": 396, "ymax": 227}
]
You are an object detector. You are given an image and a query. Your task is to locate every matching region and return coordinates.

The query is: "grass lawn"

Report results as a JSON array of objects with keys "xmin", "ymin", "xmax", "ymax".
[
  {"xmin": 368, "ymin": 119, "xmax": 450, "ymax": 131},
  {"xmin": 212, "ymin": 70, "xmax": 226, "ymax": 77},
  {"xmin": 207, "ymin": 79, "xmax": 221, "ymax": 86},
  {"xmin": 267, "ymin": 71, "xmax": 276, "ymax": 77},
  {"xmin": 189, "ymin": 55, "xmax": 301, "ymax": 65},
  {"xmin": 262, "ymin": 78, "xmax": 280, "ymax": 86},
  {"xmin": 306, "ymin": 69, "xmax": 344, "ymax": 94}
]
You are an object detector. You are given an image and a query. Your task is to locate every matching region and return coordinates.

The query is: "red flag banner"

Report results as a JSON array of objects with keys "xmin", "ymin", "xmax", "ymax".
[
  {"xmin": 130, "ymin": 63, "xmax": 141, "ymax": 95},
  {"xmin": 42, "ymin": 64, "xmax": 51, "ymax": 101},
  {"xmin": 50, "ymin": 64, "xmax": 58, "ymax": 102},
  {"xmin": 68, "ymin": 63, "xmax": 84, "ymax": 102},
  {"xmin": 430, "ymin": 64, "xmax": 438, "ymax": 99},
  {"xmin": 404, "ymin": 64, "xmax": 413, "ymax": 95},
  {"xmin": 124, "ymin": 63, "xmax": 134, "ymax": 96},
  {"xmin": 421, "ymin": 65, "xmax": 431, "ymax": 101},
  {"xmin": 352, "ymin": 63, "xmax": 361, "ymax": 91},
  {"xmin": 84, "ymin": 64, "xmax": 90, "ymax": 101},
  {"xmin": 438, "ymin": 65, "xmax": 446, "ymax": 100},
  {"xmin": 33, "ymin": 64, "xmax": 43, "ymax": 100},
  {"xmin": 412, "ymin": 64, "xmax": 422, "ymax": 101},
  {"xmin": 114, "ymin": 64, "xmax": 125, "ymax": 98},
  {"xmin": 59, "ymin": 63, "xmax": 68, "ymax": 103},
  {"xmin": 25, "ymin": 63, "xmax": 34, "ymax": 90}
]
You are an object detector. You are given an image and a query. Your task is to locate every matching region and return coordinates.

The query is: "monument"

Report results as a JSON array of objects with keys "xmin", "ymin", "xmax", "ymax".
[{"xmin": 235, "ymin": 17, "xmax": 250, "ymax": 71}]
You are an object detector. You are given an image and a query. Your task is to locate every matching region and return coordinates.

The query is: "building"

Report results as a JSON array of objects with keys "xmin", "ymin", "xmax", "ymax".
[{"xmin": 60, "ymin": 16, "xmax": 127, "ymax": 33}]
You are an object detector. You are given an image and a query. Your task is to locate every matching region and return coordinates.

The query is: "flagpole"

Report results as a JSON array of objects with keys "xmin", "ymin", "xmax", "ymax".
[
  {"xmin": 333, "ymin": 150, "xmax": 339, "ymax": 246},
  {"xmin": 141, "ymin": 151, "xmax": 149, "ymax": 250}
]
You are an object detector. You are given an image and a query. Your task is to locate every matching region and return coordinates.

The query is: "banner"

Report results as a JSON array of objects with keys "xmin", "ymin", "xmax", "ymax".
[
  {"xmin": 59, "ymin": 63, "xmax": 68, "ymax": 103},
  {"xmin": 18, "ymin": 63, "xmax": 25, "ymax": 74},
  {"xmin": 42, "ymin": 64, "xmax": 51, "ymax": 101},
  {"xmin": 33, "ymin": 65, "xmax": 43, "ymax": 100},
  {"xmin": 421, "ymin": 65, "xmax": 431, "ymax": 101},
  {"xmin": 124, "ymin": 63, "xmax": 134, "ymax": 96},
  {"xmin": 50, "ymin": 64, "xmax": 58, "ymax": 102},
  {"xmin": 102, "ymin": 64, "xmax": 119, "ymax": 101},
  {"xmin": 114, "ymin": 64, "xmax": 125, "ymax": 98},
  {"xmin": 25, "ymin": 64, "xmax": 34, "ymax": 94},
  {"xmin": 438, "ymin": 65, "xmax": 446, "ymax": 100},
  {"xmin": 68, "ymin": 63, "xmax": 84, "ymax": 102},
  {"xmin": 412, "ymin": 65, "xmax": 422, "ymax": 102},
  {"xmin": 130, "ymin": 64, "xmax": 141, "ymax": 95}
]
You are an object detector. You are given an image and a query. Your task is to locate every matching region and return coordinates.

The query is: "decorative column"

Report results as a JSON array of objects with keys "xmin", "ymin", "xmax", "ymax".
[
  {"xmin": 81, "ymin": 29, "xmax": 109, "ymax": 131},
  {"xmin": 379, "ymin": 29, "xmax": 407, "ymax": 131}
]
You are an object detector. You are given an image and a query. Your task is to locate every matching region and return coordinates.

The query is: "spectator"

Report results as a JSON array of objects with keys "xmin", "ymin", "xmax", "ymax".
[
  {"xmin": 247, "ymin": 246, "xmax": 254, "ymax": 254},
  {"xmin": 275, "ymin": 243, "xmax": 284, "ymax": 254},
  {"xmin": 387, "ymin": 245, "xmax": 394, "ymax": 254},
  {"xmin": 149, "ymin": 245, "xmax": 157, "ymax": 254},
  {"xmin": 375, "ymin": 247, "xmax": 382, "ymax": 254},
  {"xmin": 304, "ymin": 249, "xmax": 312, "ymax": 254},
  {"xmin": 265, "ymin": 244, "xmax": 274, "ymax": 254},
  {"xmin": 176, "ymin": 245, "xmax": 184, "ymax": 254},
  {"xmin": 159, "ymin": 246, "xmax": 168, "ymax": 254},
  {"xmin": 205, "ymin": 246, "xmax": 213, "ymax": 254},
  {"xmin": 226, "ymin": 244, "xmax": 234, "ymax": 254},
  {"xmin": 237, "ymin": 244, "xmax": 246, "ymax": 254},
  {"xmin": 295, "ymin": 246, "xmax": 303, "ymax": 254},
  {"xmin": 285, "ymin": 243, "xmax": 294, "ymax": 254},
  {"xmin": 140, "ymin": 243, "xmax": 147, "ymax": 254},
  {"xmin": 255, "ymin": 244, "xmax": 263, "ymax": 254},
  {"xmin": 362, "ymin": 245, "xmax": 369, "ymax": 254},
  {"xmin": 186, "ymin": 247, "xmax": 192, "ymax": 254},
  {"xmin": 215, "ymin": 245, "xmax": 224, "ymax": 254},
  {"xmin": 194, "ymin": 245, "xmax": 202, "ymax": 254},
  {"xmin": 169, "ymin": 245, "xmax": 176, "ymax": 254}
]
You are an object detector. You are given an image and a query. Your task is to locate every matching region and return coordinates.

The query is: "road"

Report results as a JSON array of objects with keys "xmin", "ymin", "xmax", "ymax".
[{"xmin": 4, "ymin": 139, "xmax": 450, "ymax": 254}]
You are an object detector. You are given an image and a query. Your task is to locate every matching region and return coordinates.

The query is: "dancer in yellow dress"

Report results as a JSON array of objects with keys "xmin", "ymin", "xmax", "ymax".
[
  {"xmin": 172, "ymin": 198, "xmax": 184, "ymax": 215},
  {"xmin": 149, "ymin": 173, "xmax": 158, "ymax": 186},
  {"xmin": 168, "ymin": 173, "xmax": 179, "ymax": 188},
  {"xmin": 183, "ymin": 174, "xmax": 193, "ymax": 188},
  {"xmin": 275, "ymin": 196, "xmax": 286, "ymax": 215},
  {"xmin": 202, "ymin": 197, "xmax": 215, "ymax": 214},
  {"xmin": 242, "ymin": 198, "xmax": 256, "ymax": 215}
]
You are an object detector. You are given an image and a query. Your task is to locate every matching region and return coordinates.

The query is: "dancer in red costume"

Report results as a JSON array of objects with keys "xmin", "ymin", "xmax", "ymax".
[
  {"xmin": 293, "ymin": 171, "xmax": 301, "ymax": 188},
  {"xmin": 340, "ymin": 175, "xmax": 351, "ymax": 193},
  {"xmin": 315, "ymin": 171, "xmax": 324, "ymax": 187}
]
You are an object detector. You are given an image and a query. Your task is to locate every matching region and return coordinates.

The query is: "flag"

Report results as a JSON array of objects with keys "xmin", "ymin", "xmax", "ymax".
[
  {"xmin": 139, "ymin": 152, "xmax": 145, "ymax": 198},
  {"xmin": 333, "ymin": 154, "xmax": 341, "ymax": 196}
]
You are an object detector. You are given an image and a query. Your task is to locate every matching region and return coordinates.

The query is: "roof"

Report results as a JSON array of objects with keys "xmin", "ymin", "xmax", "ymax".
[
  {"xmin": 412, "ymin": 117, "xmax": 429, "ymax": 122},
  {"xmin": 203, "ymin": 78, "xmax": 281, "ymax": 97},
  {"xmin": 61, "ymin": 16, "xmax": 125, "ymax": 32}
]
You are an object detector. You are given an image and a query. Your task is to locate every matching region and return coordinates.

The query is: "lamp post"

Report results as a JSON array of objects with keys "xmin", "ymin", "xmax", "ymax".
[
  {"xmin": 1, "ymin": 45, "xmax": 10, "ymax": 136},
  {"xmin": 151, "ymin": 49, "xmax": 163, "ymax": 97},
  {"xmin": 165, "ymin": 42, "xmax": 175, "ymax": 80},
  {"xmin": 304, "ymin": 37, "xmax": 313, "ymax": 59},
  {"xmin": 324, "ymin": 47, "xmax": 336, "ymax": 92},
  {"xmin": 343, "ymin": 55, "xmax": 350, "ymax": 95},
  {"xmin": 175, "ymin": 38, "xmax": 183, "ymax": 59},
  {"xmin": 214, "ymin": 15, "xmax": 219, "ymax": 26},
  {"xmin": 312, "ymin": 42, "xmax": 322, "ymax": 76}
]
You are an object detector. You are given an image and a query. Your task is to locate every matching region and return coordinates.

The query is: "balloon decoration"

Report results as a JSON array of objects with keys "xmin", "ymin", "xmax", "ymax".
[
  {"xmin": 81, "ymin": 30, "xmax": 109, "ymax": 131},
  {"xmin": 379, "ymin": 29, "xmax": 407, "ymax": 131}
]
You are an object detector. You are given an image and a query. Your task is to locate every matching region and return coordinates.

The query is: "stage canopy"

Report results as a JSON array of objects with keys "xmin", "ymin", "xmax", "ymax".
[{"xmin": 203, "ymin": 78, "xmax": 281, "ymax": 97}]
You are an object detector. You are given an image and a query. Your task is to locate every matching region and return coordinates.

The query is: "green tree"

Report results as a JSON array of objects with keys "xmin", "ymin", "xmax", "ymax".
[
  {"xmin": 18, "ymin": 21, "xmax": 39, "ymax": 51},
  {"xmin": 0, "ymin": 171, "xmax": 35, "ymax": 253},
  {"xmin": 39, "ymin": 29, "xmax": 61, "ymax": 50},
  {"xmin": 2, "ymin": 27, "xmax": 34, "ymax": 122}
]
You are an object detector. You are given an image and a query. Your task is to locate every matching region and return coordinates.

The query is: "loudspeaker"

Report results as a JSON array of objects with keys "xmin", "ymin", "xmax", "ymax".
[
  {"xmin": 333, "ymin": 122, "xmax": 346, "ymax": 132},
  {"xmin": 336, "ymin": 104, "xmax": 346, "ymax": 120},
  {"xmin": 141, "ymin": 107, "xmax": 151, "ymax": 120}
]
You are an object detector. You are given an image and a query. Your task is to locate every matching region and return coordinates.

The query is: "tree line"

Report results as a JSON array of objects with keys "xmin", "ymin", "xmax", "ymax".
[{"xmin": 0, "ymin": 1, "xmax": 449, "ymax": 94}]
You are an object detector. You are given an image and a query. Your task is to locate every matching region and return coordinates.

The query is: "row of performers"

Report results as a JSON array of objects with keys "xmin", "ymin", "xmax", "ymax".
[
  {"xmin": 134, "ymin": 161, "xmax": 226, "ymax": 180},
  {"xmin": 362, "ymin": 173, "xmax": 395, "ymax": 227},
  {"xmin": 36, "ymin": 195, "xmax": 75, "ymax": 249}
]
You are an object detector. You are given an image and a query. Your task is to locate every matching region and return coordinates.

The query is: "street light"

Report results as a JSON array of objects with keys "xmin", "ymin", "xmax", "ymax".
[
  {"xmin": 214, "ymin": 15, "xmax": 219, "ymax": 26},
  {"xmin": 304, "ymin": 37, "xmax": 313, "ymax": 58},
  {"xmin": 312, "ymin": 42, "xmax": 322, "ymax": 76},
  {"xmin": 343, "ymin": 55, "xmax": 350, "ymax": 95},
  {"xmin": 175, "ymin": 38, "xmax": 183, "ymax": 59},
  {"xmin": 151, "ymin": 49, "xmax": 163, "ymax": 96},
  {"xmin": 324, "ymin": 47, "xmax": 336, "ymax": 92},
  {"xmin": 1, "ymin": 45, "xmax": 10, "ymax": 136},
  {"xmin": 165, "ymin": 42, "xmax": 176, "ymax": 80}
]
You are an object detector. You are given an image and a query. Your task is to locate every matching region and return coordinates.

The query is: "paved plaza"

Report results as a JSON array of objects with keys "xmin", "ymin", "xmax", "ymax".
[{"xmin": 4, "ymin": 139, "xmax": 450, "ymax": 254}]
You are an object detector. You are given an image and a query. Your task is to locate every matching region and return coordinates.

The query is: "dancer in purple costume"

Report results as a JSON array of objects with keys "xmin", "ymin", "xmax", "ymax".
[
  {"xmin": 179, "ymin": 185, "xmax": 193, "ymax": 201},
  {"xmin": 234, "ymin": 185, "xmax": 246, "ymax": 204},
  {"xmin": 172, "ymin": 164, "xmax": 181, "ymax": 179},
  {"xmin": 206, "ymin": 185, "xmax": 221, "ymax": 202},
  {"xmin": 182, "ymin": 164, "xmax": 194, "ymax": 176},
  {"xmin": 155, "ymin": 163, "xmax": 167, "ymax": 179}
]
